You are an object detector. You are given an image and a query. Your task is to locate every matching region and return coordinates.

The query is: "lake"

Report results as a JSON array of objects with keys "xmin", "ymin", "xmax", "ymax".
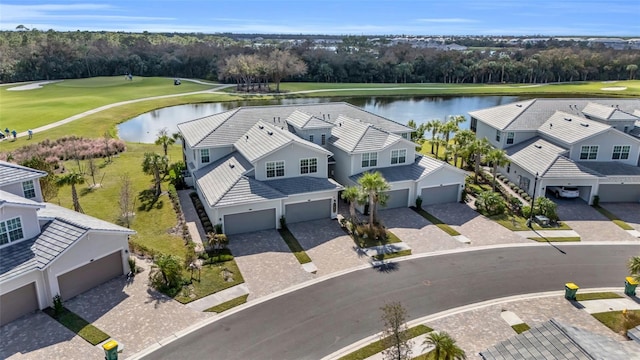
[{"xmin": 117, "ymin": 95, "xmax": 520, "ymax": 143}]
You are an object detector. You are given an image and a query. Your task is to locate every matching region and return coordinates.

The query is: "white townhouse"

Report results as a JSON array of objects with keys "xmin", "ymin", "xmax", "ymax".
[
  {"xmin": 469, "ymin": 99, "xmax": 640, "ymax": 204},
  {"xmin": 0, "ymin": 161, "xmax": 135, "ymax": 326}
]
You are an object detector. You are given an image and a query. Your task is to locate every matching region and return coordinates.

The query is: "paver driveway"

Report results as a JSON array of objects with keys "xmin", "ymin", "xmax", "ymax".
[
  {"xmin": 553, "ymin": 198, "xmax": 638, "ymax": 242},
  {"xmin": 378, "ymin": 208, "xmax": 465, "ymax": 253},
  {"xmin": 424, "ymin": 202, "xmax": 529, "ymax": 245},
  {"xmin": 287, "ymin": 219, "xmax": 368, "ymax": 275},
  {"xmin": 600, "ymin": 202, "xmax": 640, "ymax": 232},
  {"xmin": 228, "ymin": 230, "xmax": 313, "ymax": 300}
]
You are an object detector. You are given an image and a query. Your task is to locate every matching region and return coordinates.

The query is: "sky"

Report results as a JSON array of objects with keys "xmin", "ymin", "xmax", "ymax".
[{"xmin": 1, "ymin": 0, "xmax": 638, "ymax": 36}]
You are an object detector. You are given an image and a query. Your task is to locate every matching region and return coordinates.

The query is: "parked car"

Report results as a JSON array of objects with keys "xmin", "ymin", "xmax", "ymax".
[{"xmin": 547, "ymin": 186, "xmax": 580, "ymax": 199}]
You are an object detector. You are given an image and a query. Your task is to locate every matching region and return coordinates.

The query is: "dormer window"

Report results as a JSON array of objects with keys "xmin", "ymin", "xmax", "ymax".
[
  {"xmin": 506, "ymin": 132, "xmax": 514, "ymax": 145},
  {"xmin": 309, "ymin": 134, "xmax": 314, "ymax": 143},
  {"xmin": 266, "ymin": 161, "xmax": 285, "ymax": 178},
  {"xmin": 579, "ymin": 145, "xmax": 598, "ymax": 160},
  {"xmin": 391, "ymin": 149, "xmax": 407, "ymax": 164},
  {"xmin": 300, "ymin": 158, "xmax": 318, "ymax": 174},
  {"xmin": 22, "ymin": 180, "xmax": 36, "ymax": 199},
  {"xmin": 0, "ymin": 217, "xmax": 23, "ymax": 245},
  {"xmin": 200, "ymin": 149, "xmax": 210, "ymax": 163},
  {"xmin": 361, "ymin": 152, "xmax": 378, "ymax": 167},
  {"xmin": 612, "ymin": 145, "xmax": 630, "ymax": 160}
]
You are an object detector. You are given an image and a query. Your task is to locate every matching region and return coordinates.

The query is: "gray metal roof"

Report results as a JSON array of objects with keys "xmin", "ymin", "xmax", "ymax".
[
  {"xmin": 286, "ymin": 110, "xmax": 334, "ymax": 130},
  {"xmin": 0, "ymin": 219, "xmax": 87, "ymax": 282},
  {"xmin": 506, "ymin": 137, "xmax": 568, "ymax": 176},
  {"xmin": 582, "ymin": 102, "xmax": 640, "ymax": 121},
  {"xmin": 265, "ymin": 176, "xmax": 343, "ymax": 195},
  {"xmin": 469, "ymin": 99, "xmax": 640, "ymax": 131},
  {"xmin": 38, "ymin": 203, "xmax": 136, "ymax": 234},
  {"xmin": 178, "ymin": 102, "xmax": 412, "ymax": 149},
  {"xmin": 194, "ymin": 151, "xmax": 255, "ymax": 207},
  {"xmin": 216, "ymin": 177, "xmax": 286, "ymax": 207},
  {"xmin": 0, "ymin": 161, "xmax": 47, "ymax": 187},
  {"xmin": 576, "ymin": 161, "xmax": 640, "ymax": 176},
  {"xmin": 0, "ymin": 189, "xmax": 44, "ymax": 208},
  {"xmin": 234, "ymin": 121, "xmax": 331, "ymax": 163},
  {"xmin": 330, "ymin": 115, "xmax": 405, "ymax": 153},
  {"xmin": 480, "ymin": 319, "xmax": 640, "ymax": 360},
  {"xmin": 349, "ymin": 155, "xmax": 460, "ymax": 183},
  {"xmin": 538, "ymin": 111, "xmax": 610, "ymax": 146}
]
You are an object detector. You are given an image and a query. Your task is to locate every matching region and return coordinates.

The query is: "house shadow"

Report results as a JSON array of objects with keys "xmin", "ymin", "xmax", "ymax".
[
  {"xmin": 227, "ymin": 229, "xmax": 298, "ymax": 257},
  {"xmin": 63, "ymin": 275, "xmax": 132, "ymax": 323},
  {"xmin": 378, "ymin": 208, "xmax": 427, "ymax": 230},
  {"xmin": 424, "ymin": 202, "xmax": 480, "ymax": 227},
  {"xmin": 372, "ymin": 261, "xmax": 399, "ymax": 273},
  {"xmin": 552, "ymin": 198, "xmax": 605, "ymax": 221}
]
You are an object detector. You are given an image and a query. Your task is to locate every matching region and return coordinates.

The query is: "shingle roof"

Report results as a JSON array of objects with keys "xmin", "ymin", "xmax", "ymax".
[
  {"xmin": 544, "ymin": 157, "xmax": 602, "ymax": 179},
  {"xmin": 538, "ymin": 111, "xmax": 610, "ymax": 145},
  {"xmin": 480, "ymin": 319, "xmax": 640, "ymax": 360},
  {"xmin": 38, "ymin": 203, "xmax": 136, "ymax": 234},
  {"xmin": 234, "ymin": 121, "xmax": 331, "ymax": 163},
  {"xmin": 0, "ymin": 190, "xmax": 44, "ymax": 208},
  {"xmin": 577, "ymin": 161, "xmax": 640, "ymax": 177},
  {"xmin": 349, "ymin": 155, "xmax": 461, "ymax": 183},
  {"xmin": 216, "ymin": 177, "xmax": 286, "ymax": 207},
  {"xmin": 178, "ymin": 102, "xmax": 412, "ymax": 149},
  {"xmin": 469, "ymin": 99, "xmax": 640, "ymax": 131},
  {"xmin": 506, "ymin": 137, "xmax": 568, "ymax": 176},
  {"xmin": 265, "ymin": 176, "xmax": 343, "ymax": 195},
  {"xmin": 0, "ymin": 219, "xmax": 88, "ymax": 282},
  {"xmin": 0, "ymin": 161, "xmax": 47, "ymax": 187},
  {"xmin": 286, "ymin": 110, "xmax": 334, "ymax": 130},
  {"xmin": 330, "ymin": 115, "xmax": 405, "ymax": 153}
]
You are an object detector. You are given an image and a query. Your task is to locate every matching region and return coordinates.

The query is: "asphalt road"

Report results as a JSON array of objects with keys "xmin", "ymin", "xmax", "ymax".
[{"xmin": 143, "ymin": 244, "xmax": 639, "ymax": 360}]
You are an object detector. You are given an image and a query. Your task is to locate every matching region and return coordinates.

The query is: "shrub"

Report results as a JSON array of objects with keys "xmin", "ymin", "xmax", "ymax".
[
  {"xmin": 214, "ymin": 223, "xmax": 223, "ymax": 234},
  {"xmin": 509, "ymin": 183, "xmax": 517, "ymax": 189},
  {"xmin": 475, "ymin": 191, "xmax": 506, "ymax": 216},
  {"xmin": 128, "ymin": 257, "xmax": 137, "ymax": 274},
  {"xmin": 522, "ymin": 205, "xmax": 532, "ymax": 219}
]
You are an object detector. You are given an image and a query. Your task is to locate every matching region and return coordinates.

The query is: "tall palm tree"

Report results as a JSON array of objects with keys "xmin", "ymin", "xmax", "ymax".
[
  {"xmin": 57, "ymin": 171, "xmax": 85, "ymax": 213},
  {"xmin": 142, "ymin": 152, "xmax": 168, "ymax": 197},
  {"xmin": 423, "ymin": 331, "xmax": 466, "ymax": 360},
  {"xmin": 452, "ymin": 129, "xmax": 476, "ymax": 168},
  {"xmin": 466, "ymin": 137, "xmax": 491, "ymax": 184},
  {"xmin": 485, "ymin": 148, "xmax": 510, "ymax": 191},
  {"xmin": 155, "ymin": 128, "xmax": 176, "ymax": 157},
  {"xmin": 446, "ymin": 143, "xmax": 462, "ymax": 167},
  {"xmin": 433, "ymin": 137, "xmax": 448, "ymax": 160},
  {"xmin": 629, "ymin": 256, "xmax": 640, "ymax": 282},
  {"xmin": 440, "ymin": 120, "xmax": 460, "ymax": 144},
  {"xmin": 358, "ymin": 171, "xmax": 390, "ymax": 229},
  {"xmin": 424, "ymin": 119, "xmax": 442, "ymax": 155},
  {"xmin": 341, "ymin": 186, "xmax": 361, "ymax": 222}
]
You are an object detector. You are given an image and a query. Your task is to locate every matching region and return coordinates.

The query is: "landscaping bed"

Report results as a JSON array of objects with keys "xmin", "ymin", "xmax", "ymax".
[
  {"xmin": 575, "ymin": 292, "xmax": 623, "ymax": 301},
  {"xmin": 173, "ymin": 256, "xmax": 244, "ymax": 304},
  {"xmin": 511, "ymin": 323, "xmax": 531, "ymax": 334},
  {"xmin": 592, "ymin": 310, "xmax": 640, "ymax": 335},
  {"xmin": 338, "ymin": 324, "xmax": 432, "ymax": 360}
]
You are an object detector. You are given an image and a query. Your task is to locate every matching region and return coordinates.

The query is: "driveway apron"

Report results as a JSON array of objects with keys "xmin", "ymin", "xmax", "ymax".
[
  {"xmin": 228, "ymin": 230, "xmax": 313, "ymax": 300},
  {"xmin": 424, "ymin": 203, "xmax": 529, "ymax": 246},
  {"xmin": 378, "ymin": 208, "xmax": 465, "ymax": 253},
  {"xmin": 600, "ymin": 202, "xmax": 640, "ymax": 232},
  {"xmin": 287, "ymin": 219, "xmax": 368, "ymax": 275},
  {"xmin": 554, "ymin": 200, "xmax": 638, "ymax": 242}
]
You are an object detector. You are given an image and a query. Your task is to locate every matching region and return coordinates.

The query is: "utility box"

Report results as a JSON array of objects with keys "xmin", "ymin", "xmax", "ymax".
[
  {"xmin": 564, "ymin": 282, "xmax": 579, "ymax": 301},
  {"xmin": 103, "ymin": 340, "xmax": 118, "ymax": 360},
  {"xmin": 625, "ymin": 276, "xmax": 638, "ymax": 296}
]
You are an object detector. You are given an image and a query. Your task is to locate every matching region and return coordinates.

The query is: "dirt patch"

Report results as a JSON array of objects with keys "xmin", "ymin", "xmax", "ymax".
[
  {"xmin": 7, "ymin": 80, "xmax": 62, "ymax": 91},
  {"xmin": 601, "ymin": 86, "xmax": 627, "ymax": 91}
]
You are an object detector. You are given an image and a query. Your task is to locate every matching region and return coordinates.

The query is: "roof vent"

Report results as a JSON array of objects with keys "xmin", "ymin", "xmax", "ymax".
[
  {"xmin": 229, "ymin": 163, "xmax": 235, "ymax": 168},
  {"xmin": 323, "ymin": 114, "xmax": 326, "ymax": 120},
  {"xmin": 563, "ymin": 117, "xmax": 572, "ymax": 121},
  {"xmin": 246, "ymin": 135, "xmax": 249, "ymax": 140},
  {"xmin": 267, "ymin": 131, "xmax": 273, "ymax": 135},
  {"xmin": 327, "ymin": 114, "xmax": 331, "ymax": 120},
  {"xmin": 534, "ymin": 144, "xmax": 542, "ymax": 149},
  {"xmin": 515, "ymin": 104, "xmax": 522, "ymax": 107},
  {"xmin": 580, "ymin": 123, "xmax": 589, "ymax": 127},
  {"xmin": 258, "ymin": 125, "xmax": 264, "ymax": 129}
]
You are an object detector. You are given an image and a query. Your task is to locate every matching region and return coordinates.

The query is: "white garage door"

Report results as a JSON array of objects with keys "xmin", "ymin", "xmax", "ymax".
[
  {"xmin": 286, "ymin": 199, "xmax": 331, "ymax": 224},
  {"xmin": 598, "ymin": 184, "xmax": 640, "ymax": 203},
  {"xmin": 380, "ymin": 189, "xmax": 409, "ymax": 209},
  {"xmin": 224, "ymin": 209, "xmax": 276, "ymax": 235},
  {"xmin": 421, "ymin": 184, "xmax": 460, "ymax": 206},
  {"xmin": 58, "ymin": 251, "xmax": 123, "ymax": 301},
  {"xmin": 0, "ymin": 282, "xmax": 39, "ymax": 326}
]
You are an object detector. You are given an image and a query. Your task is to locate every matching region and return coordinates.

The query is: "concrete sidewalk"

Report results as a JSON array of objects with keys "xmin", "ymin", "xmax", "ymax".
[
  {"xmin": 515, "ymin": 229, "xmax": 581, "ymax": 238},
  {"xmin": 581, "ymin": 297, "xmax": 640, "ymax": 314},
  {"xmin": 362, "ymin": 242, "xmax": 412, "ymax": 257},
  {"xmin": 186, "ymin": 284, "xmax": 250, "ymax": 312},
  {"xmin": 177, "ymin": 190, "xmax": 205, "ymax": 253}
]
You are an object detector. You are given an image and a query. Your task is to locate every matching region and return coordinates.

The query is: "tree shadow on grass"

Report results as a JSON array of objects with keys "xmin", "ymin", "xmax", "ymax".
[{"xmin": 138, "ymin": 189, "xmax": 163, "ymax": 212}]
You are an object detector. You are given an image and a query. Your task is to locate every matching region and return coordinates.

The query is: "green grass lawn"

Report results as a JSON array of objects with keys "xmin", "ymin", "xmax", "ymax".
[
  {"xmin": 575, "ymin": 292, "xmax": 623, "ymax": 301},
  {"xmin": 491, "ymin": 213, "xmax": 573, "ymax": 231},
  {"xmin": 511, "ymin": 323, "xmax": 531, "ymax": 334},
  {"xmin": 174, "ymin": 259, "xmax": 244, "ymax": 304},
  {"xmin": 353, "ymin": 229, "xmax": 402, "ymax": 248},
  {"xmin": 205, "ymin": 294, "xmax": 249, "ymax": 313},
  {"xmin": 412, "ymin": 207, "xmax": 461, "ymax": 236},
  {"xmin": 279, "ymin": 228, "xmax": 312, "ymax": 264},
  {"xmin": 338, "ymin": 324, "xmax": 433, "ymax": 360},
  {"xmin": 593, "ymin": 206, "xmax": 635, "ymax": 230},
  {"xmin": 44, "ymin": 307, "xmax": 110, "ymax": 346},
  {"xmin": 373, "ymin": 249, "xmax": 412, "ymax": 261},
  {"xmin": 591, "ymin": 310, "xmax": 640, "ymax": 334}
]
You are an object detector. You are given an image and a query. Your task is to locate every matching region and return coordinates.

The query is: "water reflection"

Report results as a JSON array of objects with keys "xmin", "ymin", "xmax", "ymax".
[{"xmin": 117, "ymin": 95, "xmax": 519, "ymax": 143}]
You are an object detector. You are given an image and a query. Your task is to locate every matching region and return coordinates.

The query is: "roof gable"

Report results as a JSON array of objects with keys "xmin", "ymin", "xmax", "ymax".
[
  {"xmin": 194, "ymin": 152, "xmax": 254, "ymax": 207},
  {"xmin": 38, "ymin": 203, "xmax": 135, "ymax": 234},
  {"xmin": 0, "ymin": 190, "xmax": 44, "ymax": 209},
  {"xmin": 177, "ymin": 109, "xmax": 237, "ymax": 148},
  {"xmin": 468, "ymin": 99, "xmax": 536, "ymax": 130},
  {"xmin": 330, "ymin": 115, "xmax": 405, "ymax": 153},
  {"xmin": 0, "ymin": 161, "xmax": 47, "ymax": 187},
  {"xmin": 286, "ymin": 110, "xmax": 334, "ymax": 130},
  {"xmin": 538, "ymin": 111, "xmax": 610, "ymax": 145},
  {"xmin": 506, "ymin": 137, "xmax": 567, "ymax": 176}
]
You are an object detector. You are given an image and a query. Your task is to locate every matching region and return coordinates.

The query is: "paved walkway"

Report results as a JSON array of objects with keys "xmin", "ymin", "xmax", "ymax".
[
  {"xmin": 362, "ymin": 242, "xmax": 411, "ymax": 256},
  {"xmin": 186, "ymin": 284, "xmax": 250, "ymax": 311},
  {"xmin": 515, "ymin": 229, "xmax": 581, "ymax": 238},
  {"xmin": 555, "ymin": 200, "xmax": 638, "ymax": 242},
  {"xmin": 177, "ymin": 190, "xmax": 205, "ymax": 252}
]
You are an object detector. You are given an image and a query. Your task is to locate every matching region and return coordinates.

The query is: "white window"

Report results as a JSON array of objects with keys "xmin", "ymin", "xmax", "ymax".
[
  {"xmin": 612, "ymin": 145, "xmax": 630, "ymax": 160},
  {"xmin": 22, "ymin": 180, "xmax": 36, "ymax": 199},
  {"xmin": 321, "ymin": 134, "xmax": 326, "ymax": 145},
  {"xmin": 495, "ymin": 130, "xmax": 501, "ymax": 142},
  {"xmin": 200, "ymin": 149, "xmax": 210, "ymax": 163},
  {"xmin": 506, "ymin": 132, "xmax": 514, "ymax": 144},
  {"xmin": 361, "ymin": 152, "xmax": 378, "ymax": 167},
  {"xmin": 309, "ymin": 134, "xmax": 314, "ymax": 143},
  {"xmin": 300, "ymin": 158, "xmax": 318, "ymax": 174},
  {"xmin": 401, "ymin": 133, "xmax": 408, "ymax": 139},
  {"xmin": 579, "ymin": 145, "xmax": 598, "ymax": 160},
  {"xmin": 391, "ymin": 149, "xmax": 407, "ymax": 164},
  {"xmin": 266, "ymin": 161, "xmax": 285, "ymax": 178},
  {"xmin": 0, "ymin": 217, "xmax": 23, "ymax": 245}
]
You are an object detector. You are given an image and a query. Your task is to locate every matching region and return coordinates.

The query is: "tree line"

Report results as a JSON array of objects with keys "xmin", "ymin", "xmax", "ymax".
[{"xmin": 1, "ymin": 30, "xmax": 638, "ymax": 84}]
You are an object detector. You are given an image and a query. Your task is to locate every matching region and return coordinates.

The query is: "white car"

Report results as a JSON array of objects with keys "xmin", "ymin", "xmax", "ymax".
[{"xmin": 547, "ymin": 186, "xmax": 580, "ymax": 199}]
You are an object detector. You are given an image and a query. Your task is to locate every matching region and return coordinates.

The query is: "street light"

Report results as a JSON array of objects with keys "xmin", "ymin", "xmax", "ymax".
[{"xmin": 528, "ymin": 172, "xmax": 539, "ymax": 228}]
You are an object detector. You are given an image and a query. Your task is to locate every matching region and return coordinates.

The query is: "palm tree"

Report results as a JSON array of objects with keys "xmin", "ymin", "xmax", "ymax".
[
  {"xmin": 466, "ymin": 137, "xmax": 491, "ymax": 184},
  {"xmin": 423, "ymin": 331, "xmax": 466, "ymax": 360},
  {"xmin": 155, "ymin": 128, "xmax": 176, "ymax": 157},
  {"xmin": 440, "ymin": 120, "xmax": 460, "ymax": 144},
  {"xmin": 341, "ymin": 186, "xmax": 361, "ymax": 222},
  {"xmin": 142, "ymin": 152, "xmax": 168, "ymax": 197},
  {"xmin": 424, "ymin": 119, "xmax": 442, "ymax": 154},
  {"xmin": 57, "ymin": 171, "xmax": 85, "ymax": 213},
  {"xmin": 446, "ymin": 143, "xmax": 463, "ymax": 167},
  {"xmin": 485, "ymin": 148, "xmax": 510, "ymax": 191},
  {"xmin": 433, "ymin": 137, "xmax": 448, "ymax": 160},
  {"xmin": 627, "ymin": 256, "xmax": 640, "ymax": 282},
  {"xmin": 150, "ymin": 254, "xmax": 183, "ymax": 289},
  {"xmin": 475, "ymin": 191, "xmax": 506, "ymax": 216},
  {"xmin": 358, "ymin": 171, "xmax": 390, "ymax": 229},
  {"xmin": 452, "ymin": 129, "xmax": 476, "ymax": 168}
]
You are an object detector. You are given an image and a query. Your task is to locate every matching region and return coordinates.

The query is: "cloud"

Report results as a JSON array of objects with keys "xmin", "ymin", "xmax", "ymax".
[{"xmin": 416, "ymin": 18, "xmax": 478, "ymax": 23}]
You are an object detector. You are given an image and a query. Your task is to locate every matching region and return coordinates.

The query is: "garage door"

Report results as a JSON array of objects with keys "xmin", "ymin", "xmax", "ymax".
[
  {"xmin": 421, "ymin": 184, "xmax": 460, "ymax": 205},
  {"xmin": 598, "ymin": 184, "xmax": 640, "ymax": 203},
  {"xmin": 380, "ymin": 189, "xmax": 409, "ymax": 209},
  {"xmin": 224, "ymin": 209, "xmax": 276, "ymax": 235},
  {"xmin": 58, "ymin": 251, "xmax": 123, "ymax": 300},
  {"xmin": 286, "ymin": 199, "xmax": 331, "ymax": 224},
  {"xmin": 0, "ymin": 283, "xmax": 39, "ymax": 326}
]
